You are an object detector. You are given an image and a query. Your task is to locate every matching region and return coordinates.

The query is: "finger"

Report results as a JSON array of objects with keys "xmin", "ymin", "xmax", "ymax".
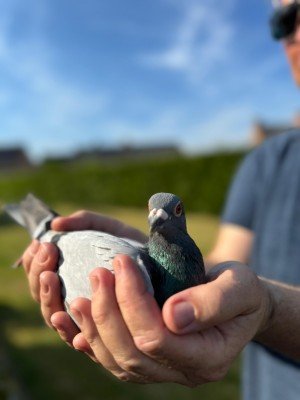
[
  {"xmin": 22, "ymin": 240, "xmax": 40, "ymax": 274},
  {"xmin": 51, "ymin": 311, "xmax": 80, "ymax": 347},
  {"xmin": 51, "ymin": 212, "xmax": 147, "ymax": 243},
  {"xmin": 163, "ymin": 263, "xmax": 261, "ymax": 334},
  {"xmin": 40, "ymin": 271, "xmax": 65, "ymax": 327},
  {"xmin": 51, "ymin": 211, "xmax": 123, "ymax": 233},
  {"xmin": 28, "ymin": 243, "xmax": 59, "ymax": 302},
  {"xmin": 73, "ymin": 332, "xmax": 93, "ymax": 354},
  {"xmin": 89, "ymin": 267, "xmax": 188, "ymax": 384},
  {"xmin": 112, "ymin": 256, "xmax": 192, "ymax": 376},
  {"xmin": 114, "ymin": 256, "xmax": 227, "ymax": 380},
  {"xmin": 69, "ymin": 297, "xmax": 127, "ymax": 380},
  {"xmin": 113, "ymin": 255, "xmax": 166, "ymax": 344},
  {"xmin": 73, "ymin": 332, "xmax": 98, "ymax": 362}
]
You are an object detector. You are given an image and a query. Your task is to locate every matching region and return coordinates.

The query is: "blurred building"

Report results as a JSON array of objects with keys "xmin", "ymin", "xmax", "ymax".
[
  {"xmin": 0, "ymin": 147, "xmax": 32, "ymax": 172},
  {"xmin": 45, "ymin": 144, "xmax": 181, "ymax": 165},
  {"xmin": 251, "ymin": 112, "xmax": 300, "ymax": 146}
]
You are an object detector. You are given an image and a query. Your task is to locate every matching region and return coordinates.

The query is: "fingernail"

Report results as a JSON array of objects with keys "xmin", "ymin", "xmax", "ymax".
[
  {"xmin": 70, "ymin": 307, "xmax": 82, "ymax": 326},
  {"xmin": 38, "ymin": 244, "xmax": 49, "ymax": 264},
  {"xmin": 30, "ymin": 240, "xmax": 40, "ymax": 256},
  {"xmin": 90, "ymin": 275, "xmax": 99, "ymax": 292},
  {"xmin": 172, "ymin": 302, "xmax": 195, "ymax": 330}
]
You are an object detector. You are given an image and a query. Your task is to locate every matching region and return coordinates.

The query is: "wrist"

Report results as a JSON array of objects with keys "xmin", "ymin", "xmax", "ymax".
[{"xmin": 254, "ymin": 277, "xmax": 276, "ymax": 338}]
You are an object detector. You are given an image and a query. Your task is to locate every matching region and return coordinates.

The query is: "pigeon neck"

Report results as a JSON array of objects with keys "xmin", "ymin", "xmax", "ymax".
[
  {"xmin": 148, "ymin": 229, "xmax": 203, "ymax": 304},
  {"xmin": 148, "ymin": 229, "xmax": 189, "ymax": 271}
]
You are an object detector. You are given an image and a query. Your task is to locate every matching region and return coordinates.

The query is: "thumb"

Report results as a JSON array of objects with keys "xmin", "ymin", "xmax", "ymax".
[{"xmin": 162, "ymin": 263, "xmax": 262, "ymax": 334}]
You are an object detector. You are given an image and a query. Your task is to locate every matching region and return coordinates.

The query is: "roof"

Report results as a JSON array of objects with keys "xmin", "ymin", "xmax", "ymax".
[{"xmin": 0, "ymin": 147, "xmax": 31, "ymax": 170}]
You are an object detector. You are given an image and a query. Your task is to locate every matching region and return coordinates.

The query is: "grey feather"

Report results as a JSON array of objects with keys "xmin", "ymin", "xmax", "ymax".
[
  {"xmin": 3, "ymin": 194, "xmax": 58, "ymax": 238},
  {"xmin": 40, "ymin": 230, "xmax": 154, "ymax": 316}
]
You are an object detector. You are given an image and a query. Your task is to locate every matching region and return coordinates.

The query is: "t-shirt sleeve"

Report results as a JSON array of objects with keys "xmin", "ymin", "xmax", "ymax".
[{"xmin": 222, "ymin": 150, "xmax": 260, "ymax": 230}]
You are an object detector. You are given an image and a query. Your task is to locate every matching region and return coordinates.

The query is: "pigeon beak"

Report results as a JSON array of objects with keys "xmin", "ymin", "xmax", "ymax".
[{"xmin": 148, "ymin": 208, "xmax": 169, "ymax": 232}]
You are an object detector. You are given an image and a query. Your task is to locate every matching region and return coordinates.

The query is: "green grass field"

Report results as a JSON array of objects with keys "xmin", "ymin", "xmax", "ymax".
[{"xmin": 0, "ymin": 204, "xmax": 240, "ymax": 400}]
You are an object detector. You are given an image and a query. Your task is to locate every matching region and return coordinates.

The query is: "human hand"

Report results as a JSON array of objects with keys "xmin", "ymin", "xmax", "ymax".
[
  {"xmin": 58, "ymin": 257, "xmax": 272, "ymax": 386},
  {"xmin": 21, "ymin": 210, "xmax": 147, "ymax": 347},
  {"xmin": 51, "ymin": 210, "xmax": 148, "ymax": 244}
]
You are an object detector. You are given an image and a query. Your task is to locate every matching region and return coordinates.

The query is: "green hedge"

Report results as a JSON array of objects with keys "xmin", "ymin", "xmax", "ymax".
[{"xmin": 0, "ymin": 151, "xmax": 246, "ymax": 215}]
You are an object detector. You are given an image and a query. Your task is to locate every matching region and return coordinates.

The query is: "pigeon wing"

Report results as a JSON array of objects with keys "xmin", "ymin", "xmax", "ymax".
[{"xmin": 41, "ymin": 230, "xmax": 154, "ymax": 312}]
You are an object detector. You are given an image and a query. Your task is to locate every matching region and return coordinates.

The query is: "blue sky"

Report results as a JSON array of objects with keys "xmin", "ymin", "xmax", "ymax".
[{"xmin": 0, "ymin": 0, "xmax": 298, "ymax": 162}]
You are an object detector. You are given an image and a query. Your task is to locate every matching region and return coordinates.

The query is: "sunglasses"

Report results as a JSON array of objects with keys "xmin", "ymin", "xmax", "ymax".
[{"xmin": 270, "ymin": 1, "xmax": 300, "ymax": 40}]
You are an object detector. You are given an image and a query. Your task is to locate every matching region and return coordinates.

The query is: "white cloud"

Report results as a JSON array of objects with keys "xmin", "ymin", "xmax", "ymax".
[{"xmin": 139, "ymin": 0, "xmax": 235, "ymax": 83}]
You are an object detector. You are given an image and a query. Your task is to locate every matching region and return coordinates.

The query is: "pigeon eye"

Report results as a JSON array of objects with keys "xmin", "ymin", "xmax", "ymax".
[{"xmin": 174, "ymin": 203, "xmax": 182, "ymax": 217}]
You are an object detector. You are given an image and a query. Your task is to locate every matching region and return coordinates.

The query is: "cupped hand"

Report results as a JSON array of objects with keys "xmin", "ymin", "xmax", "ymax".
[
  {"xmin": 21, "ymin": 210, "xmax": 147, "ymax": 349},
  {"xmin": 60, "ymin": 256, "xmax": 272, "ymax": 386}
]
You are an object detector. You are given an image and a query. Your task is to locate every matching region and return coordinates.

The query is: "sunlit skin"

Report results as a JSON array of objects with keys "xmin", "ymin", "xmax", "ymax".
[{"xmin": 282, "ymin": 0, "xmax": 300, "ymax": 85}]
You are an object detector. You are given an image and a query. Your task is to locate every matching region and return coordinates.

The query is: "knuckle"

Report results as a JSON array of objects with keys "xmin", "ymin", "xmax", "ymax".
[
  {"xmin": 134, "ymin": 332, "xmax": 166, "ymax": 356},
  {"xmin": 84, "ymin": 331, "xmax": 98, "ymax": 348},
  {"xmin": 117, "ymin": 357, "xmax": 143, "ymax": 374},
  {"xmin": 74, "ymin": 210, "xmax": 89, "ymax": 218},
  {"xmin": 113, "ymin": 371, "xmax": 131, "ymax": 382},
  {"xmin": 117, "ymin": 287, "xmax": 148, "ymax": 311},
  {"xmin": 222, "ymin": 267, "xmax": 241, "ymax": 284},
  {"xmin": 113, "ymin": 368, "xmax": 153, "ymax": 384},
  {"xmin": 41, "ymin": 243, "xmax": 58, "ymax": 260},
  {"xmin": 224, "ymin": 266, "xmax": 260, "ymax": 299},
  {"xmin": 31, "ymin": 255, "xmax": 53, "ymax": 275},
  {"xmin": 92, "ymin": 308, "xmax": 109, "ymax": 326},
  {"xmin": 224, "ymin": 264, "xmax": 256, "ymax": 286},
  {"xmin": 117, "ymin": 295, "xmax": 134, "ymax": 309}
]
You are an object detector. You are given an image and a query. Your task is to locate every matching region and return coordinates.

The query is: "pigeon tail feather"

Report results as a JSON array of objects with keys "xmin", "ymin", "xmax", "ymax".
[{"xmin": 3, "ymin": 193, "xmax": 59, "ymax": 239}]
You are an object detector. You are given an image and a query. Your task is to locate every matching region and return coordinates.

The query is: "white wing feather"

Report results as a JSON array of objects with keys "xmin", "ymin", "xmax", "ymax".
[{"xmin": 41, "ymin": 230, "xmax": 153, "ymax": 313}]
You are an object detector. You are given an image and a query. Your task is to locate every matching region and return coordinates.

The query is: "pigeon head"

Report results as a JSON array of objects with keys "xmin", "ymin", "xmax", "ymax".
[{"xmin": 148, "ymin": 193, "xmax": 187, "ymax": 235}]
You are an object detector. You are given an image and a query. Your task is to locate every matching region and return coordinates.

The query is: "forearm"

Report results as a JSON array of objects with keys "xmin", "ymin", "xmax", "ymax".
[
  {"xmin": 204, "ymin": 224, "xmax": 253, "ymax": 273},
  {"xmin": 255, "ymin": 278, "xmax": 300, "ymax": 361}
]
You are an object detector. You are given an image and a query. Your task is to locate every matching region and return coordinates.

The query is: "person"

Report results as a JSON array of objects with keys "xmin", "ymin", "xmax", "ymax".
[{"xmin": 21, "ymin": 0, "xmax": 300, "ymax": 397}]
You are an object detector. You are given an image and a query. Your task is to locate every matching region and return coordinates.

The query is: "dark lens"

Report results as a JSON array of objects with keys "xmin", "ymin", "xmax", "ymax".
[{"xmin": 270, "ymin": 3, "xmax": 299, "ymax": 40}]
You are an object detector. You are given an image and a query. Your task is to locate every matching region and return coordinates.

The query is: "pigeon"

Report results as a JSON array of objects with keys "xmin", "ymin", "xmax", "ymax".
[
  {"xmin": 147, "ymin": 192, "xmax": 205, "ymax": 306},
  {"xmin": 4, "ymin": 193, "xmax": 205, "ymax": 315}
]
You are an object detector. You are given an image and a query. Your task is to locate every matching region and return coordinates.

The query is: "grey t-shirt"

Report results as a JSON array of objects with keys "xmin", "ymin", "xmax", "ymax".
[{"xmin": 222, "ymin": 130, "xmax": 300, "ymax": 400}]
